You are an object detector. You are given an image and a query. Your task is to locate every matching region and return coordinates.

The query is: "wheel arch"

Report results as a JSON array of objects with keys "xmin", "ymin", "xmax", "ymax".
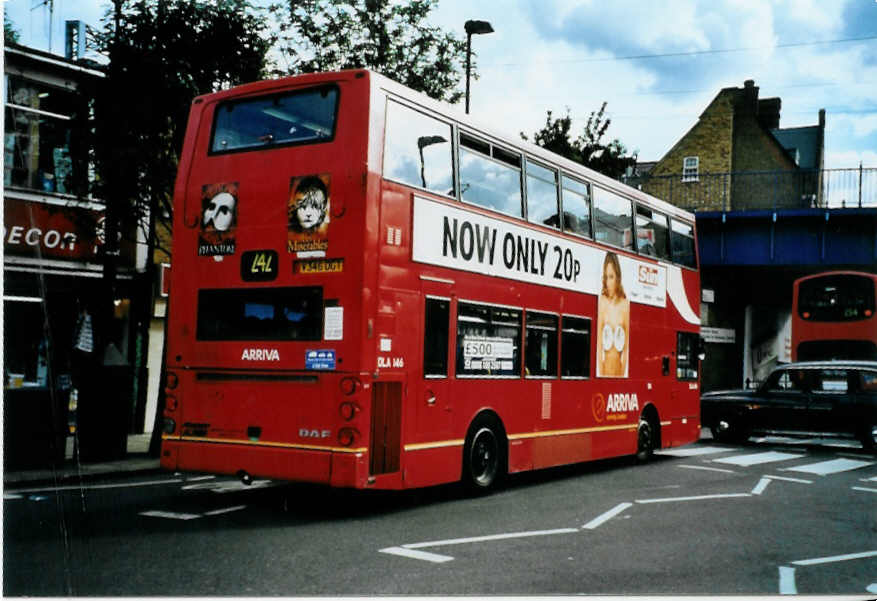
[{"xmin": 639, "ymin": 402, "xmax": 662, "ymax": 450}]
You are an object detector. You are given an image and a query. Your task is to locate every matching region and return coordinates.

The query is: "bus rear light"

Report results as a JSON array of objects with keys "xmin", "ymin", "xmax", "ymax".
[
  {"xmin": 802, "ymin": 312, "xmax": 810, "ymax": 319},
  {"xmin": 339, "ymin": 401, "xmax": 360, "ymax": 421},
  {"xmin": 866, "ymin": 309, "xmax": 873, "ymax": 317},
  {"xmin": 338, "ymin": 427, "xmax": 359, "ymax": 447},
  {"xmin": 340, "ymin": 376, "xmax": 360, "ymax": 395},
  {"xmin": 166, "ymin": 371, "xmax": 179, "ymax": 390},
  {"xmin": 163, "ymin": 418, "xmax": 176, "ymax": 435},
  {"xmin": 165, "ymin": 394, "xmax": 178, "ymax": 412}
]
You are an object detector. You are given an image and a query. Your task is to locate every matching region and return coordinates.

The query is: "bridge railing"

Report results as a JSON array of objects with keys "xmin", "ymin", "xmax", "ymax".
[{"xmin": 627, "ymin": 167, "xmax": 877, "ymax": 212}]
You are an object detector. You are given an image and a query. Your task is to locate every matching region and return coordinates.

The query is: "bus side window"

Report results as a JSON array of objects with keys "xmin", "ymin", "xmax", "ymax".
[
  {"xmin": 635, "ymin": 205, "xmax": 670, "ymax": 260},
  {"xmin": 525, "ymin": 311, "xmax": 558, "ymax": 377},
  {"xmin": 423, "ymin": 297, "xmax": 450, "ymax": 377},
  {"xmin": 670, "ymin": 219, "xmax": 697, "ymax": 269},
  {"xmin": 561, "ymin": 176, "xmax": 591, "ymax": 238},
  {"xmin": 459, "ymin": 133, "xmax": 523, "ymax": 219},
  {"xmin": 456, "ymin": 302, "xmax": 522, "ymax": 378},
  {"xmin": 592, "ymin": 187, "xmax": 634, "ymax": 251},
  {"xmin": 383, "ymin": 101, "xmax": 454, "ymax": 196},
  {"xmin": 525, "ymin": 161, "xmax": 560, "ymax": 229},
  {"xmin": 561, "ymin": 316, "xmax": 591, "ymax": 378}
]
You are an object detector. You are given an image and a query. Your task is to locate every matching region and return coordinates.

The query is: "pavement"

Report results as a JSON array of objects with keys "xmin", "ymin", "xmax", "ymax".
[{"xmin": 3, "ymin": 433, "xmax": 163, "ymax": 488}]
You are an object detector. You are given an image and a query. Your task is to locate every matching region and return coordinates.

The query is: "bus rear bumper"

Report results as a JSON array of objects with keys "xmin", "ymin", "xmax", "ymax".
[{"xmin": 160, "ymin": 438, "xmax": 369, "ymax": 488}]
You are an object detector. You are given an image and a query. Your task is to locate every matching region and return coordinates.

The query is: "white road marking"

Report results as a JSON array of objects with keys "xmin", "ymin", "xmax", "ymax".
[
  {"xmin": 181, "ymin": 479, "xmax": 275, "ymax": 493},
  {"xmin": 867, "ymin": 583, "xmax": 877, "ymax": 594},
  {"xmin": 203, "ymin": 505, "xmax": 247, "ymax": 516},
  {"xmin": 139, "ymin": 510, "xmax": 201, "ymax": 520},
  {"xmin": 582, "ymin": 503, "xmax": 632, "ymax": 530},
  {"xmin": 3, "ymin": 493, "xmax": 23, "ymax": 500},
  {"xmin": 677, "ymin": 464, "xmax": 737, "ymax": 474},
  {"xmin": 778, "ymin": 566, "xmax": 797, "ymax": 595},
  {"xmin": 783, "ymin": 458, "xmax": 875, "ymax": 475},
  {"xmin": 851, "ymin": 486, "xmax": 877, "ymax": 493},
  {"xmin": 656, "ymin": 446, "xmax": 732, "ymax": 457},
  {"xmin": 713, "ymin": 451, "xmax": 804, "ymax": 466},
  {"xmin": 764, "ymin": 475, "xmax": 813, "ymax": 484},
  {"xmin": 10, "ymin": 478, "xmax": 183, "ymax": 495},
  {"xmin": 635, "ymin": 493, "xmax": 751, "ymax": 504},
  {"xmin": 185, "ymin": 475, "xmax": 216, "ymax": 482},
  {"xmin": 791, "ymin": 549, "xmax": 877, "ymax": 566},
  {"xmin": 861, "ymin": 476, "xmax": 877, "ymax": 482},
  {"xmin": 404, "ymin": 528, "xmax": 579, "ymax": 549},
  {"xmin": 379, "ymin": 547, "xmax": 454, "ymax": 563},
  {"xmin": 751, "ymin": 477, "xmax": 771, "ymax": 495}
]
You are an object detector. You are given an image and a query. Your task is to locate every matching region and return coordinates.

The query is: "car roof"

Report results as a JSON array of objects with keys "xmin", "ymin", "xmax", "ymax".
[{"xmin": 774, "ymin": 360, "xmax": 877, "ymax": 370}]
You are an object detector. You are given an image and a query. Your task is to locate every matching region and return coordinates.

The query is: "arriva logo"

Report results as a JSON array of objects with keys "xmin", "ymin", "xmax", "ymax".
[
  {"xmin": 592, "ymin": 392, "xmax": 639, "ymax": 422},
  {"xmin": 606, "ymin": 392, "xmax": 639, "ymax": 412},
  {"xmin": 241, "ymin": 348, "xmax": 280, "ymax": 361}
]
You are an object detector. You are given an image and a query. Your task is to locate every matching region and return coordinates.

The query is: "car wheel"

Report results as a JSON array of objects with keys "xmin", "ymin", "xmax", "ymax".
[
  {"xmin": 710, "ymin": 415, "xmax": 749, "ymax": 443},
  {"xmin": 860, "ymin": 424, "xmax": 877, "ymax": 453},
  {"xmin": 636, "ymin": 418, "xmax": 655, "ymax": 462},
  {"xmin": 463, "ymin": 416, "xmax": 505, "ymax": 493}
]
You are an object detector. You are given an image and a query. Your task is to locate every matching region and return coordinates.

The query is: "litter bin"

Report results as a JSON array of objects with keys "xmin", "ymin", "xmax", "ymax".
[
  {"xmin": 3, "ymin": 386, "xmax": 67, "ymax": 470},
  {"xmin": 76, "ymin": 364, "xmax": 133, "ymax": 462}
]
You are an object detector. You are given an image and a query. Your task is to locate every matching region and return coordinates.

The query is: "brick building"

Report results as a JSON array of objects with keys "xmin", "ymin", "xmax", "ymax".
[{"xmin": 640, "ymin": 79, "xmax": 825, "ymax": 212}]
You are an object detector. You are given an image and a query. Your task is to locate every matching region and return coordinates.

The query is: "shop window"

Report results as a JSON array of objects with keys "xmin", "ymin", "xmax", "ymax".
[
  {"xmin": 3, "ymin": 300, "xmax": 49, "ymax": 387},
  {"xmin": 4, "ymin": 76, "xmax": 85, "ymax": 194},
  {"xmin": 561, "ymin": 315, "xmax": 591, "ymax": 378},
  {"xmin": 456, "ymin": 301, "xmax": 521, "ymax": 377},
  {"xmin": 592, "ymin": 187, "xmax": 633, "ymax": 250},
  {"xmin": 525, "ymin": 160, "xmax": 559, "ymax": 229},
  {"xmin": 383, "ymin": 101, "xmax": 454, "ymax": 196},
  {"xmin": 525, "ymin": 311, "xmax": 558, "ymax": 377},
  {"xmin": 423, "ymin": 297, "xmax": 450, "ymax": 377}
]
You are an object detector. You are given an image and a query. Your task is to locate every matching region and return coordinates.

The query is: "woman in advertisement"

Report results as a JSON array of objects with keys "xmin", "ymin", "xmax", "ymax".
[{"xmin": 597, "ymin": 252, "xmax": 630, "ymax": 377}]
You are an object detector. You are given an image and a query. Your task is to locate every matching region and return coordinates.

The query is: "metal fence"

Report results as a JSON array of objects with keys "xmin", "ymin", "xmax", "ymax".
[{"xmin": 626, "ymin": 167, "xmax": 877, "ymax": 212}]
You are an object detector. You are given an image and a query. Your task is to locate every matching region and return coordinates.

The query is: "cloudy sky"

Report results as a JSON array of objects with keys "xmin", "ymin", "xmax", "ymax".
[{"xmin": 5, "ymin": 0, "xmax": 875, "ymax": 168}]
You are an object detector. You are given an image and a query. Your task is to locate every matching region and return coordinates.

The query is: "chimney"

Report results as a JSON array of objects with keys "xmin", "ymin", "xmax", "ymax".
[
  {"xmin": 758, "ymin": 98, "xmax": 781, "ymax": 129},
  {"xmin": 741, "ymin": 79, "xmax": 759, "ymax": 115}
]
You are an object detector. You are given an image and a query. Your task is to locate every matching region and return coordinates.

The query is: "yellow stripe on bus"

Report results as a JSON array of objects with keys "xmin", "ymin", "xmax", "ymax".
[{"xmin": 162, "ymin": 434, "xmax": 366, "ymax": 454}]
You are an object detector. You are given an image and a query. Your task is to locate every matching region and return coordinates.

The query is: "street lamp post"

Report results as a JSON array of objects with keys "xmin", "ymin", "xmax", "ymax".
[{"xmin": 464, "ymin": 19, "xmax": 493, "ymax": 114}]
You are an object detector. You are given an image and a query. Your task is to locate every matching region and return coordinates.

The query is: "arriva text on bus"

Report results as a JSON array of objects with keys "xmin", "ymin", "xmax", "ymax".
[{"xmin": 442, "ymin": 216, "xmax": 581, "ymax": 282}]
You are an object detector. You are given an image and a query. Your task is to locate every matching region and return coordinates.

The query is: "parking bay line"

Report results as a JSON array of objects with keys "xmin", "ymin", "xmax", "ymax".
[
  {"xmin": 380, "ymin": 527, "xmax": 580, "ymax": 563},
  {"xmin": 779, "ymin": 549, "xmax": 877, "ymax": 594},
  {"xmin": 582, "ymin": 502, "xmax": 633, "ymax": 529},
  {"xmin": 635, "ymin": 492, "xmax": 751, "ymax": 504},
  {"xmin": 677, "ymin": 464, "xmax": 737, "ymax": 474},
  {"xmin": 781, "ymin": 458, "xmax": 875, "ymax": 476}
]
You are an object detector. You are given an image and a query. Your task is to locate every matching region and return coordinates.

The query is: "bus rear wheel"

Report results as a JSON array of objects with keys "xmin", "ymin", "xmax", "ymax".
[
  {"xmin": 463, "ymin": 416, "xmax": 506, "ymax": 493},
  {"xmin": 636, "ymin": 418, "xmax": 655, "ymax": 462}
]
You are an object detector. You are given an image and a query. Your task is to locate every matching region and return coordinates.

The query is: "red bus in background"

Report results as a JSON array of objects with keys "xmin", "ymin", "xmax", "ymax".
[
  {"xmin": 792, "ymin": 271, "xmax": 877, "ymax": 362},
  {"xmin": 160, "ymin": 70, "xmax": 702, "ymax": 491}
]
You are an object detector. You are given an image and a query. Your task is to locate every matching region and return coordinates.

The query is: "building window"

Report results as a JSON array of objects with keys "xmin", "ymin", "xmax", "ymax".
[
  {"xmin": 4, "ymin": 76, "xmax": 84, "ymax": 194},
  {"xmin": 423, "ymin": 297, "xmax": 450, "ymax": 377},
  {"xmin": 682, "ymin": 156, "xmax": 699, "ymax": 182}
]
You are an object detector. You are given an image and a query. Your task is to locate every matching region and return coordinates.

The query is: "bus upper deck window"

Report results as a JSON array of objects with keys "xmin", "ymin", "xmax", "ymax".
[{"xmin": 210, "ymin": 86, "xmax": 339, "ymax": 154}]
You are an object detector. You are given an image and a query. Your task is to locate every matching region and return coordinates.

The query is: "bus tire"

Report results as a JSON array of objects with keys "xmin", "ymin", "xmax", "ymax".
[
  {"xmin": 860, "ymin": 423, "xmax": 877, "ymax": 453},
  {"xmin": 636, "ymin": 418, "xmax": 656, "ymax": 462},
  {"xmin": 462, "ymin": 415, "xmax": 506, "ymax": 493}
]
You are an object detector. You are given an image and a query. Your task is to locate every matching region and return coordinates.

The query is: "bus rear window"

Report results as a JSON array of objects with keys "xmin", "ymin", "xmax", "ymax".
[
  {"xmin": 196, "ymin": 287, "xmax": 323, "ymax": 341},
  {"xmin": 798, "ymin": 275, "xmax": 875, "ymax": 321},
  {"xmin": 210, "ymin": 86, "xmax": 338, "ymax": 154}
]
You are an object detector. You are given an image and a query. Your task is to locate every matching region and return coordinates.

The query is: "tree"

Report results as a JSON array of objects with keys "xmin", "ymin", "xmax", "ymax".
[
  {"xmin": 5, "ymin": 18, "xmax": 21, "ymax": 44},
  {"xmin": 88, "ymin": 0, "xmax": 271, "ymax": 452},
  {"xmin": 268, "ymin": 0, "xmax": 469, "ymax": 103},
  {"xmin": 522, "ymin": 103, "xmax": 638, "ymax": 180}
]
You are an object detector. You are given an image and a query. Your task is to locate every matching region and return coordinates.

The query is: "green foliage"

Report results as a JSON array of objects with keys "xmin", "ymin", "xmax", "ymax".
[
  {"xmin": 522, "ymin": 103, "xmax": 637, "ymax": 180},
  {"xmin": 90, "ymin": 0, "xmax": 270, "ymax": 257},
  {"xmin": 268, "ymin": 0, "xmax": 468, "ymax": 103},
  {"xmin": 5, "ymin": 17, "xmax": 21, "ymax": 44}
]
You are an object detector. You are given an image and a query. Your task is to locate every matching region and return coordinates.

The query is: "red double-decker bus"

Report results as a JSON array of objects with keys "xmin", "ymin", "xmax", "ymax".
[
  {"xmin": 160, "ymin": 70, "xmax": 702, "ymax": 491},
  {"xmin": 792, "ymin": 271, "xmax": 877, "ymax": 361}
]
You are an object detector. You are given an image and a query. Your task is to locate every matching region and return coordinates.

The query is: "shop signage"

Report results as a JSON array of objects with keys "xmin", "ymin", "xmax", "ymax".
[{"xmin": 3, "ymin": 197, "xmax": 134, "ymax": 264}]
